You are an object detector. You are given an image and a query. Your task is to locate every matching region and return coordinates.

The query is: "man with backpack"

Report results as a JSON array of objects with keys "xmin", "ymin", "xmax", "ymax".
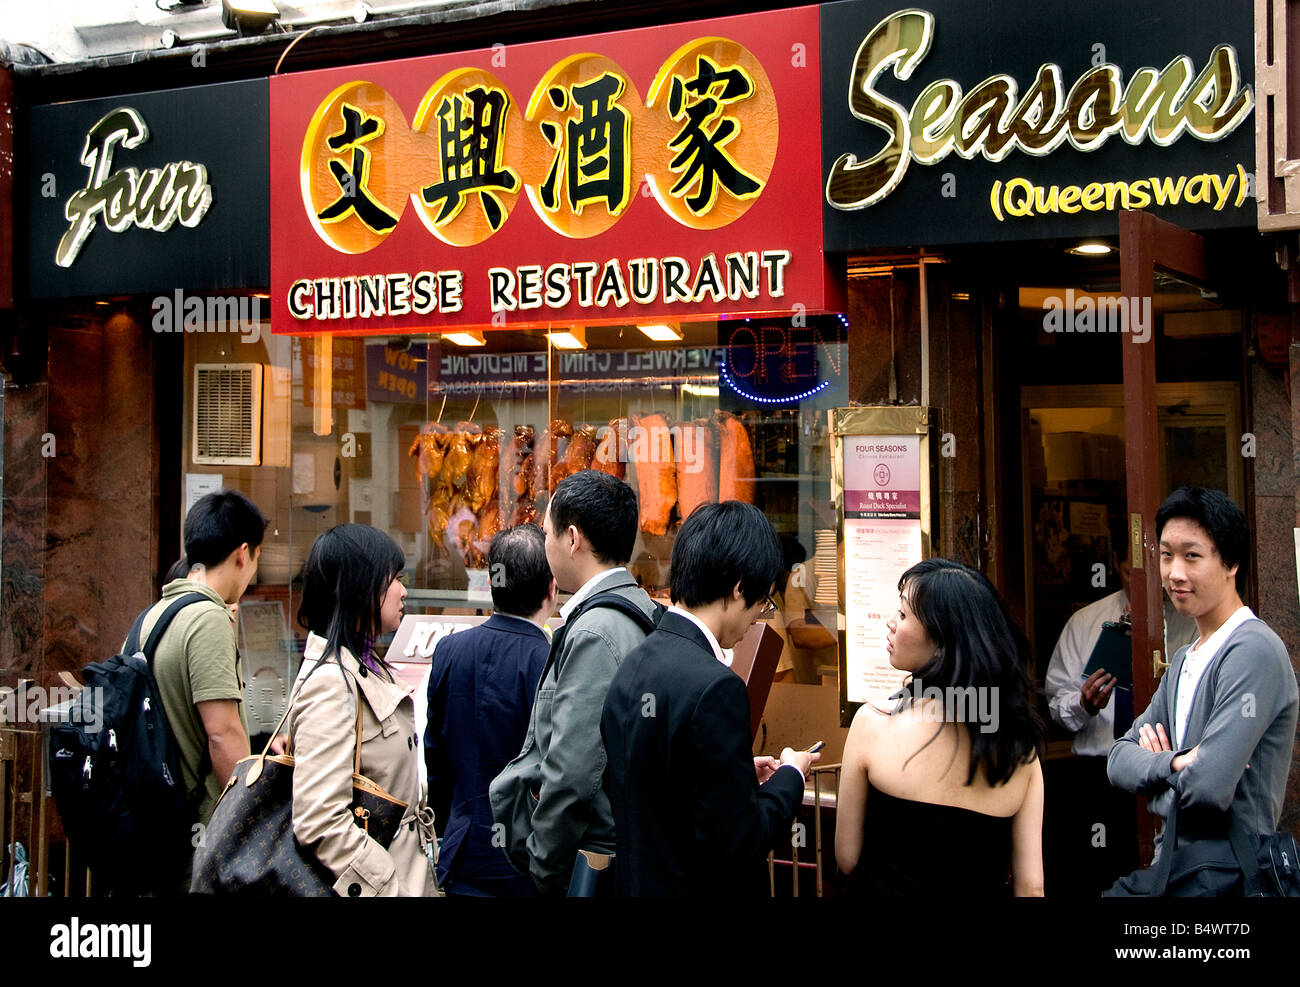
[
  {"xmin": 52, "ymin": 489, "xmax": 266, "ymax": 894},
  {"xmin": 150, "ymin": 490, "xmax": 265, "ymax": 829},
  {"xmin": 489, "ymin": 470, "xmax": 658, "ymax": 896}
]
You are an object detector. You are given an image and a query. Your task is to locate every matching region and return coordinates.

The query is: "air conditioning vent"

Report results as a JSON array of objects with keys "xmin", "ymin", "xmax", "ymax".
[{"xmin": 193, "ymin": 363, "xmax": 263, "ymax": 466}]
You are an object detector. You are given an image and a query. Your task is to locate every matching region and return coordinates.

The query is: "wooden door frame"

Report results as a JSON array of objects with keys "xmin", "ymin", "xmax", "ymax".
[{"xmin": 1119, "ymin": 210, "xmax": 1207, "ymax": 863}]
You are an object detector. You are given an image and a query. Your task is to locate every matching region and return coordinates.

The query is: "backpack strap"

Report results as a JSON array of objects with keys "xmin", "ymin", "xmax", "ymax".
[
  {"xmin": 539, "ymin": 591, "xmax": 661, "ymax": 684},
  {"xmin": 1228, "ymin": 814, "xmax": 1264, "ymax": 897},
  {"xmin": 1151, "ymin": 796, "xmax": 1179, "ymax": 895},
  {"xmin": 575, "ymin": 591, "xmax": 661, "ymax": 636},
  {"xmin": 133, "ymin": 592, "xmax": 217, "ymax": 670}
]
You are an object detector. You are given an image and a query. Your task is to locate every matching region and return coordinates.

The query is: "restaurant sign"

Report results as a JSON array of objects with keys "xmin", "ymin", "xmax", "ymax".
[
  {"xmin": 820, "ymin": 0, "xmax": 1256, "ymax": 247},
  {"xmin": 270, "ymin": 6, "xmax": 836, "ymax": 335},
  {"xmin": 26, "ymin": 80, "xmax": 269, "ymax": 298}
]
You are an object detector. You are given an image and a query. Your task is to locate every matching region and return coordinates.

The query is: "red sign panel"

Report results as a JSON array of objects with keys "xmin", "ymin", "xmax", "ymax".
[{"xmin": 270, "ymin": 6, "xmax": 833, "ymax": 336}]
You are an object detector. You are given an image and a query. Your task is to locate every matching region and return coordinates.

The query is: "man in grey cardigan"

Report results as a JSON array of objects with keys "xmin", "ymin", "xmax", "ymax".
[
  {"xmin": 1108, "ymin": 487, "xmax": 1298, "ymax": 877},
  {"xmin": 490, "ymin": 470, "xmax": 657, "ymax": 895}
]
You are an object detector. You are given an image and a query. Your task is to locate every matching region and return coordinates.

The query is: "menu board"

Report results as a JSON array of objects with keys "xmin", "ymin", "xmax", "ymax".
[{"xmin": 842, "ymin": 433, "xmax": 925, "ymax": 707}]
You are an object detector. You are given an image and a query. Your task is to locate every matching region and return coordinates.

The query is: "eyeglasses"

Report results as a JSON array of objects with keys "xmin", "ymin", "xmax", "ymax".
[{"xmin": 757, "ymin": 596, "xmax": 778, "ymax": 620}]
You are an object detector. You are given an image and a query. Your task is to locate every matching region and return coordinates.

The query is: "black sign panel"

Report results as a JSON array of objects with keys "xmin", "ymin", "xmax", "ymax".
[
  {"xmin": 25, "ymin": 79, "xmax": 268, "ymax": 298},
  {"xmin": 820, "ymin": 0, "xmax": 1256, "ymax": 249}
]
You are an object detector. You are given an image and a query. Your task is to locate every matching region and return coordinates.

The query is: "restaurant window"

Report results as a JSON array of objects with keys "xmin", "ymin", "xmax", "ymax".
[{"xmin": 184, "ymin": 314, "xmax": 849, "ymax": 713}]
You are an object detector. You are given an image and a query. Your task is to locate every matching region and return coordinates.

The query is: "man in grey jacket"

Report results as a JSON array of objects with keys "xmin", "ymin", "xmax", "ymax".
[
  {"xmin": 489, "ymin": 470, "xmax": 657, "ymax": 895},
  {"xmin": 1108, "ymin": 488, "xmax": 1298, "ymax": 881}
]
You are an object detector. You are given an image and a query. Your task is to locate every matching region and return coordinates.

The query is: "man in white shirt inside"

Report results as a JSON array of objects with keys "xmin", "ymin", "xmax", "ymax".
[{"xmin": 1044, "ymin": 535, "xmax": 1196, "ymax": 894}]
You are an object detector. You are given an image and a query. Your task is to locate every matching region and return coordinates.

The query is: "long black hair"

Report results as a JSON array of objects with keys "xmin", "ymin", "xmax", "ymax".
[
  {"xmin": 297, "ymin": 524, "xmax": 406, "ymax": 677},
  {"xmin": 895, "ymin": 558, "xmax": 1044, "ymax": 786}
]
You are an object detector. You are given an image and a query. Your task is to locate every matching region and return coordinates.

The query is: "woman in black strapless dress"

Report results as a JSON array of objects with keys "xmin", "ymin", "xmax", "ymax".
[{"xmin": 835, "ymin": 559, "xmax": 1046, "ymax": 896}]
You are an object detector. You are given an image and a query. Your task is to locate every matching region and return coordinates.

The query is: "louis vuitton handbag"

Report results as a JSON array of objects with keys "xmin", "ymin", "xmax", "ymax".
[{"xmin": 191, "ymin": 670, "xmax": 407, "ymax": 895}]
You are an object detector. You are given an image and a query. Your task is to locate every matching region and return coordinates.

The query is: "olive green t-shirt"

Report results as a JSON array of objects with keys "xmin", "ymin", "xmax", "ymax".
[{"xmin": 133, "ymin": 579, "xmax": 249, "ymax": 828}]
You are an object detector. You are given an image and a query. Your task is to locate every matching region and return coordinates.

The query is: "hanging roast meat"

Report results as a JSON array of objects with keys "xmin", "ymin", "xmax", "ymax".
[
  {"xmin": 470, "ymin": 499, "xmax": 501, "ymax": 567},
  {"xmin": 630, "ymin": 412, "xmax": 677, "ymax": 536},
  {"xmin": 534, "ymin": 419, "xmax": 573, "ymax": 495},
  {"xmin": 426, "ymin": 484, "xmax": 454, "ymax": 558},
  {"xmin": 592, "ymin": 417, "xmax": 626, "ymax": 480},
  {"xmin": 552, "ymin": 424, "xmax": 598, "ymax": 488},
  {"xmin": 443, "ymin": 431, "xmax": 473, "ymax": 490},
  {"xmin": 509, "ymin": 501, "xmax": 538, "ymax": 527},
  {"xmin": 675, "ymin": 418, "xmax": 718, "ymax": 523},
  {"xmin": 505, "ymin": 425, "xmax": 536, "ymax": 505},
  {"xmin": 716, "ymin": 411, "xmax": 756, "ymax": 503},
  {"xmin": 467, "ymin": 425, "xmax": 500, "ymax": 514},
  {"xmin": 409, "ymin": 427, "xmax": 450, "ymax": 494}
]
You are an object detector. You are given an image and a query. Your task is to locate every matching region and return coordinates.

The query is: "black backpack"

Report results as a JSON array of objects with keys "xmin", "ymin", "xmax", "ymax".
[{"xmin": 49, "ymin": 593, "xmax": 211, "ymax": 894}]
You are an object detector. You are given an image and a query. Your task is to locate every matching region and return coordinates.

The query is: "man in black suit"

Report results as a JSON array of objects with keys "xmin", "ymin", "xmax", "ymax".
[
  {"xmin": 425, "ymin": 524, "xmax": 556, "ymax": 896},
  {"xmin": 601, "ymin": 501, "xmax": 819, "ymax": 896}
]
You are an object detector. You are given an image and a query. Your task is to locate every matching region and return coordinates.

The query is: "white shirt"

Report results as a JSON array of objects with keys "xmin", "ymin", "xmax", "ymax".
[
  {"xmin": 1044, "ymin": 589, "xmax": 1198, "ymax": 756},
  {"xmin": 559, "ymin": 567, "xmax": 629, "ymax": 621},
  {"xmin": 492, "ymin": 611, "xmax": 542, "ymax": 631},
  {"xmin": 668, "ymin": 606, "xmax": 803, "ymax": 783},
  {"xmin": 667, "ymin": 606, "xmax": 727, "ymax": 665},
  {"xmin": 1174, "ymin": 605, "xmax": 1255, "ymax": 749}
]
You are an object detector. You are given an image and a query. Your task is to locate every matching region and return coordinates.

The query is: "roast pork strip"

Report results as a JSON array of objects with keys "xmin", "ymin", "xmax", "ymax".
[
  {"xmin": 592, "ymin": 417, "xmax": 627, "ymax": 480},
  {"xmin": 630, "ymin": 412, "xmax": 677, "ymax": 536},
  {"xmin": 716, "ymin": 411, "xmax": 755, "ymax": 504},
  {"xmin": 675, "ymin": 418, "xmax": 718, "ymax": 523}
]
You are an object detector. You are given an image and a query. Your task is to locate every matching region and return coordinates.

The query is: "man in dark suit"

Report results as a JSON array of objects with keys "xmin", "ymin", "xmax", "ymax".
[
  {"xmin": 601, "ymin": 501, "xmax": 819, "ymax": 896},
  {"xmin": 424, "ymin": 524, "xmax": 556, "ymax": 896}
]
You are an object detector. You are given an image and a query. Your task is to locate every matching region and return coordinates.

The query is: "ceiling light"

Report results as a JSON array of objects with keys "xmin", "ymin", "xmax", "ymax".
[
  {"xmin": 221, "ymin": 0, "xmax": 280, "ymax": 36},
  {"xmin": 682, "ymin": 384, "xmax": 720, "ymax": 397},
  {"xmin": 547, "ymin": 327, "xmax": 586, "ymax": 350},
  {"xmin": 442, "ymin": 330, "xmax": 485, "ymax": 347},
  {"xmin": 1067, "ymin": 242, "xmax": 1113, "ymax": 257},
  {"xmin": 637, "ymin": 322, "xmax": 682, "ymax": 342}
]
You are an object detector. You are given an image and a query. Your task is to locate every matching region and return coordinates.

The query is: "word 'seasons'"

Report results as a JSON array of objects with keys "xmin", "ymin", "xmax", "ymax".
[
  {"xmin": 57, "ymin": 107, "xmax": 212, "ymax": 267},
  {"xmin": 285, "ymin": 251, "xmax": 792, "ymax": 322},
  {"xmin": 827, "ymin": 9, "xmax": 1252, "ymax": 210}
]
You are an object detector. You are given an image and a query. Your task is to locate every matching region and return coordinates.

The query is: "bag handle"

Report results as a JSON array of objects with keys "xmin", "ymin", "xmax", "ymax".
[
  {"xmin": 1154, "ymin": 794, "xmax": 1262, "ymax": 896},
  {"xmin": 249, "ymin": 659, "xmax": 367, "ymax": 780},
  {"xmin": 1228, "ymin": 817, "xmax": 1263, "ymax": 897},
  {"xmin": 1151, "ymin": 797, "xmax": 1177, "ymax": 895}
]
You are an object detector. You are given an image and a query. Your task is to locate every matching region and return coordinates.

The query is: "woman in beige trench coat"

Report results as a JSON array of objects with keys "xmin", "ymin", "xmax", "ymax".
[{"xmin": 288, "ymin": 524, "xmax": 439, "ymax": 897}]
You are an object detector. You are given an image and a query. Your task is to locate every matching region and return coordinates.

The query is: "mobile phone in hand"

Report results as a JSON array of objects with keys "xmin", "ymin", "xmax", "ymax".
[{"xmin": 805, "ymin": 741, "xmax": 825, "ymax": 754}]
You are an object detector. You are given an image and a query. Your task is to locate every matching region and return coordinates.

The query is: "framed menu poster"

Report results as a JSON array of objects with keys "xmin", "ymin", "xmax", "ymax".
[{"xmin": 831, "ymin": 407, "xmax": 935, "ymax": 725}]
